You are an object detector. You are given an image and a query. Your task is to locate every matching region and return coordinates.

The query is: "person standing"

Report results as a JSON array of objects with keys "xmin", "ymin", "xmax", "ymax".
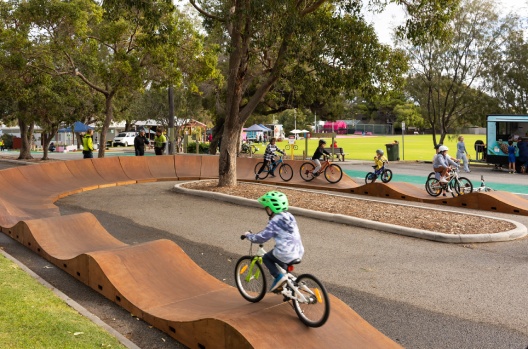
[
  {"xmin": 456, "ymin": 136, "xmax": 471, "ymax": 173},
  {"xmin": 154, "ymin": 129, "xmax": 167, "ymax": 155},
  {"xmin": 517, "ymin": 137, "xmax": 528, "ymax": 173},
  {"xmin": 134, "ymin": 130, "xmax": 150, "ymax": 156},
  {"xmin": 507, "ymin": 140, "xmax": 517, "ymax": 173},
  {"xmin": 82, "ymin": 129, "xmax": 94, "ymax": 159}
]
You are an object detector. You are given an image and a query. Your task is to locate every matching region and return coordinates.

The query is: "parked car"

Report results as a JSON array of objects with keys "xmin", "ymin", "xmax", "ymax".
[{"xmin": 113, "ymin": 132, "xmax": 137, "ymax": 147}]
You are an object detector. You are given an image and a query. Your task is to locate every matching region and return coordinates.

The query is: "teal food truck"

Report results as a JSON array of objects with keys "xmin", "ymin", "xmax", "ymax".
[{"xmin": 485, "ymin": 114, "xmax": 528, "ymax": 166}]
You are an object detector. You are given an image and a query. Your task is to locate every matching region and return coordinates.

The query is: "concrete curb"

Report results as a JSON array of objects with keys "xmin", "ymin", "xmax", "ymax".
[
  {"xmin": 173, "ymin": 181, "xmax": 527, "ymax": 244},
  {"xmin": 0, "ymin": 249, "xmax": 141, "ymax": 349}
]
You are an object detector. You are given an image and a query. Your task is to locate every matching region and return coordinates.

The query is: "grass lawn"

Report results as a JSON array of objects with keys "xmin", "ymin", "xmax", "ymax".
[
  {"xmin": 0, "ymin": 254, "xmax": 126, "ymax": 349},
  {"xmin": 251, "ymin": 134, "xmax": 486, "ymax": 161}
]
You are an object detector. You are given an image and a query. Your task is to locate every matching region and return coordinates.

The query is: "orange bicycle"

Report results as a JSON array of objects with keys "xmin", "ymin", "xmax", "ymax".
[{"xmin": 299, "ymin": 156, "xmax": 343, "ymax": 183}]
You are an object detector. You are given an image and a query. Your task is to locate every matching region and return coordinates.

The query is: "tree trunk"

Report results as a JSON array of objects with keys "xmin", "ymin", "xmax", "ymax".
[
  {"xmin": 218, "ymin": 124, "xmax": 242, "ymax": 187},
  {"xmin": 97, "ymin": 93, "xmax": 115, "ymax": 158},
  {"xmin": 209, "ymin": 122, "xmax": 224, "ymax": 155},
  {"xmin": 40, "ymin": 127, "xmax": 58, "ymax": 161},
  {"xmin": 18, "ymin": 119, "xmax": 34, "ymax": 160}
]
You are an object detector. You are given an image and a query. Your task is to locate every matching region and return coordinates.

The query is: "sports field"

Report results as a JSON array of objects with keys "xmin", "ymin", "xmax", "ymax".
[{"xmin": 261, "ymin": 134, "xmax": 486, "ymax": 161}]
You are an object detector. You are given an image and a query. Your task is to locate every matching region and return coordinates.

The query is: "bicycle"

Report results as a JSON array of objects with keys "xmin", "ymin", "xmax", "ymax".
[
  {"xmin": 254, "ymin": 155, "xmax": 293, "ymax": 181},
  {"xmin": 235, "ymin": 237, "xmax": 330, "ymax": 327},
  {"xmin": 299, "ymin": 156, "xmax": 343, "ymax": 183},
  {"xmin": 473, "ymin": 175, "xmax": 494, "ymax": 192},
  {"xmin": 365, "ymin": 162, "xmax": 392, "ymax": 184},
  {"xmin": 425, "ymin": 167, "xmax": 473, "ymax": 197},
  {"xmin": 241, "ymin": 142, "xmax": 259, "ymax": 155}
]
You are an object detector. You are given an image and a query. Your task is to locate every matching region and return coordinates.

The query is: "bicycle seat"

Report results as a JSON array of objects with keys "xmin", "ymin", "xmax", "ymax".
[{"xmin": 287, "ymin": 258, "xmax": 302, "ymax": 266}]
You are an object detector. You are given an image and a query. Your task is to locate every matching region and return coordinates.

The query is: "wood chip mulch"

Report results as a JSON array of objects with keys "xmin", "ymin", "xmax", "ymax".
[{"xmin": 182, "ymin": 180, "xmax": 516, "ymax": 235}]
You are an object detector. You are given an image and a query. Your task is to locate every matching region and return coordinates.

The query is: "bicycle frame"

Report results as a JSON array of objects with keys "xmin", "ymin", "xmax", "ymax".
[
  {"xmin": 242, "ymin": 244, "xmax": 265, "ymax": 283},
  {"xmin": 267, "ymin": 157, "xmax": 283, "ymax": 173},
  {"xmin": 245, "ymin": 243, "xmax": 317, "ymax": 304}
]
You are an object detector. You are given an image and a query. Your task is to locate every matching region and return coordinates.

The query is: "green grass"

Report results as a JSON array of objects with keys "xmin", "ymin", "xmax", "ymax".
[
  {"xmin": 0, "ymin": 254, "xmax": 126, "ymax": 349},
  {"xmin": 252, "ymin": 134, "xmax": 486, "ymax": 161}
]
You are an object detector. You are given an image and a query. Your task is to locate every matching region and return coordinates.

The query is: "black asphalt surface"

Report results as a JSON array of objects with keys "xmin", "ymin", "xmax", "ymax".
[{"xmin": 1, "ymin": 159, "xmax": 528, "ymax": 349}]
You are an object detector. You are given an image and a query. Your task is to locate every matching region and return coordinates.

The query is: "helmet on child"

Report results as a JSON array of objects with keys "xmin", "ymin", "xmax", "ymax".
[
  {"xmin": 258, "ymin": 191, "xmax": 288, "ymax": 214},
  {"xmin": 376, "ymin": 149, "xmax": 384, "ymax": 155},
  {"xmin": 319, "ymin": 139, "xmax": 327, "ymax": 145},
  {"xmin": 438, "ymin": 145, "xmax": 449, "ymax": 152}
]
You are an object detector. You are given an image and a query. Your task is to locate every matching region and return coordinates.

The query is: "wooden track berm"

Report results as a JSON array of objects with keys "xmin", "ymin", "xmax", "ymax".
[{"xmin": 2, "ymin": 154, "xmax": 527, "ymax": 348}]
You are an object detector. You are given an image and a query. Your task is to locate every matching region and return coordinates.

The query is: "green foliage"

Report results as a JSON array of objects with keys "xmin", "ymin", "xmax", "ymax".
[
  {"xmin": 1, "ymin": 133, "xmax": 14, "ymax": 148},
  {"xmin": 186, "ymin": 141, "xmax": 210, "ymax": 154},
  {"xmin": 481, "ymin": 16, "xmax": 528, "ymax": 114},
  {"xmin": 402, "ymin": 0, "xmax": 505, "ymax": 141}
]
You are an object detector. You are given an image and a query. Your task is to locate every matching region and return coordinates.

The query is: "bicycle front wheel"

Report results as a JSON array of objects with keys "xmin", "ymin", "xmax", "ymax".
[
  {"xmin": 365, "ymin": 172, "xmax": 376, "ymax": 184},
  {"xmin": 278, "ymin": 163, "xmax": 293, "ymax": 181},
  {"xmin": 381, "ymin": 169, "xmax": 393, "ymax": 183},
  {"xmin": 454, "ymin": 177, "xmax": 473, "ymax": 196},
  {"xmin": 299, "ymin": 162, "xmax": 315, "ymax": 181},
  {"xmin": 254, "ymin": 162, "xmax": 269, "ymax": 179},
  {"xmin": 293, "ymin": 274, "xmax": 330, "ymax": 328},
  {"xmin": 425, "ymin": 177, "xmax": 442, "ymax": 196},
  {"xmin": 324, "ymin": 164, "xmax": 343, "ymax": 183},
  {"xmin": 234, "ymin": 256, "xmax": 267, "ymax": 303}
]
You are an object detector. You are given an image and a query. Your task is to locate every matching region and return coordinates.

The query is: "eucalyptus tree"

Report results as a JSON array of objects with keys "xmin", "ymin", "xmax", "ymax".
[
  {"xmin": 481, "ymin": 18, "xmax": 528, "ymax": 114},
  {"xmin": 23, "ymin": 0, "xmax": 218, "ymax": 157},
  {"xmin": 401, "ymin": 0, "xmax": 511, "ymax": 146},
  {"xmin": 190, "ymin": 0, "xmax": 425, "ymax": 186},
  {"xmin": 0, "ymin": 0, "xmax": 43, "ymax": 159}
]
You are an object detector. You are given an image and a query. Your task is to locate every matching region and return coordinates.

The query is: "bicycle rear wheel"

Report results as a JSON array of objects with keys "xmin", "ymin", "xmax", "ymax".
[
  {"xmin": 254, "ymin": 162, "xmax": 270, "ymax": 179},
  {"xmin": 381, "ymin": 169, "xmax": 393, "ymax": 183},
  {"xmin": 324, "ymin": 164, "xmax": 343, "ymax": 183},
  {"xmin": 425, "ymin": 177, "xmax": 442, "ymax": 196},
  {"xmin": 365, "ymin": 172, "xmax": 376, "ymax": 184},
  {"xmin": 234, "ymin": 256, "xmax": 267, "ymax": 302},
  {"xmin": 299, "ymin": 162, "xmax": 315, "ymax": 181},
  {"xmin": 293, "ymin": 274, "xmax": 330, "ymax": 328},
  {"xmin": 278, "ymin": 163, "xmax": 293, "ymax": 181},
  {"xmin": 453, "ymin": 177, "xmax": 473, "ymax": 196}
]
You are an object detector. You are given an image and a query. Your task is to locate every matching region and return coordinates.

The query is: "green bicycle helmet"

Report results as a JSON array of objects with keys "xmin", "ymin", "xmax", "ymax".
[{"xmin": 257, "ymin": 191, "xmax": 289, "ymax": 214}]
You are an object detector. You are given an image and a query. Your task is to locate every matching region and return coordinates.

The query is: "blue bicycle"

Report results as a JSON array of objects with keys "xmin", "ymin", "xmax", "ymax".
[
  {"xmin": 365, "ymin": 163, "xmax": 393, "ymax": 184},
  {"xmin": 254, "ymin": 155, "xmax": 293, "ymax": 181}
]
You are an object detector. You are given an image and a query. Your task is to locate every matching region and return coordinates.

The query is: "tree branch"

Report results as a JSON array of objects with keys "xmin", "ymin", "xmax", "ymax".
[{"xmin": 189, "ymin": 0, "xmax": 226, "ymax": 22}]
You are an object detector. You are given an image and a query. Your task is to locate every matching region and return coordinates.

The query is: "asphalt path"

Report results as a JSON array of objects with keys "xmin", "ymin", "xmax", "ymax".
[
  {"xmin": 53, "ymin": 181, "xmax": 528, "ymax": 349},
  {"xmin": 1, "ymin": 158, "xmax": 528, "ymax": 348}
]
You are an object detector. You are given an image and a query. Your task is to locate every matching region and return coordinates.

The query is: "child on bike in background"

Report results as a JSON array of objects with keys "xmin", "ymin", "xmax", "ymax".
[
  {"xmin": 256, "ymin": 138, "xmax": 284, "ymax": 180},
  {"xmin": 312, "ymin": 140, "xmax": 331, "ymax": 176},
  {"xmin": 374, "ymin": 149, "xmax": 388, "ymax": 170},
  {"xmin": 243, "ymin": 191, "xmax": 304, "ymax": 292}
]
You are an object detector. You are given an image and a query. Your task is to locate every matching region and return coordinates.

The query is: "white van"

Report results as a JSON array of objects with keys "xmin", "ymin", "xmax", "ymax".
[{"xmin": 113, "ymin": 132, "xmax": 137, "ymax": 147}]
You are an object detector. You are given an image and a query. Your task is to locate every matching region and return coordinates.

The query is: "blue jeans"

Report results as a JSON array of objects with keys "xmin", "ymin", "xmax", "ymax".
[
  {"xmin": 83, "ymin": 151, "xmax": 93, "ymax": 159},
  {"xmin": 263, "ymin": 249, "xmax": 286, "ymax": 278}
]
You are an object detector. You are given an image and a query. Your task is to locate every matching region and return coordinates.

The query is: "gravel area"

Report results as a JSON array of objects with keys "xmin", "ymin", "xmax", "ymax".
[{"xmin": 182, "ymin": 180, "xmax": 516, "ymax": 235}]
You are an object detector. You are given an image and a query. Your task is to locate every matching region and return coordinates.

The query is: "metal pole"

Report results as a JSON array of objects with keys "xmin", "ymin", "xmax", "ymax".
[
  {"xmin": 168, "ymin": 85, "xmax": 175, "ymax": 155},
  {"xmin": 402, "ymin": 122, "xmax": 405, "ymax": 161}
]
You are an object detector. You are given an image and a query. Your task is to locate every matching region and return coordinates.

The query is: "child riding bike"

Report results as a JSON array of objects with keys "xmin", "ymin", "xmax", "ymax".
[
  {"xmin": 374, "ymin": 149, "xmax": 388, "ymax": 170},
  {"xmin": 312, "ymin": 140, "xmax": 331, "ymax": 177},
  {"xmin": 242, "ymin": 191, "xmax": 304, "ymax": 292},
  {"xmin": 255, "ymin": 138, "xmax": 284, "ymax": 180}
]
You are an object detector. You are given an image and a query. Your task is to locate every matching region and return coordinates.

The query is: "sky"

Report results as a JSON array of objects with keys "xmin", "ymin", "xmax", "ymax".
[{"xmin": 365, "ymin": 0, "xmax": 528, "ymax": 46}]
